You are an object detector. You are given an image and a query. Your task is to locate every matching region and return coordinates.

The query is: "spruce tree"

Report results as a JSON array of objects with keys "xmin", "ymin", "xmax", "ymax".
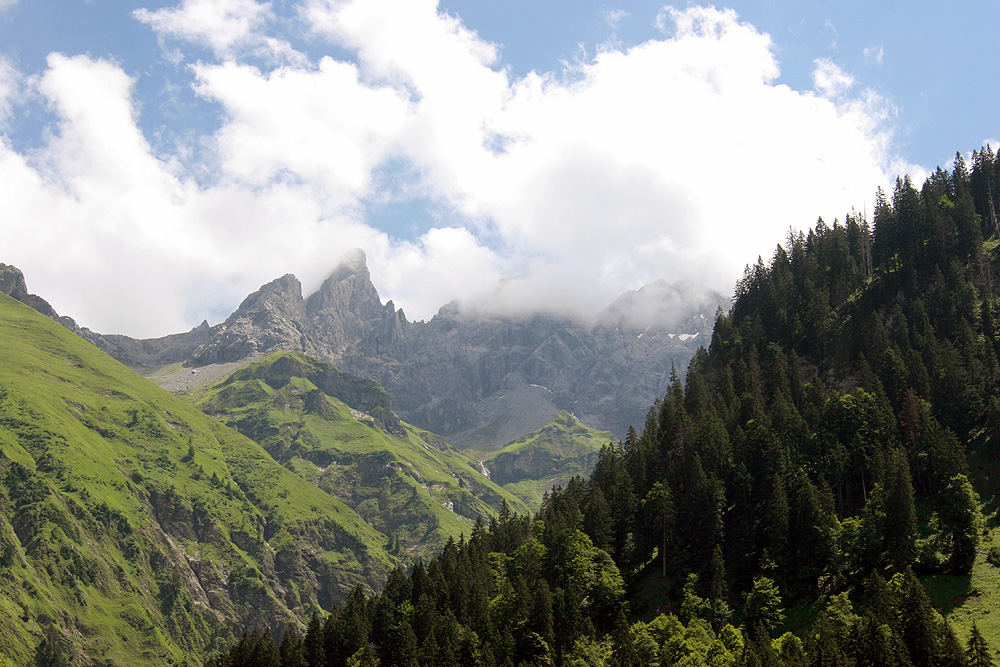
[
  {"xmin": 966, "ymin": 622, "xmax": 994, "ymax": 667},
  {"xmin": 938, "ymin": 474, "xmax": 982, "ymax": 574},
  {"xmin": 881, "ymin": 451, "xmax": 918, "ymax": 572},
  {"xmin": 279, "ymin": 624, "xmax": 306, "ymax": 667}
]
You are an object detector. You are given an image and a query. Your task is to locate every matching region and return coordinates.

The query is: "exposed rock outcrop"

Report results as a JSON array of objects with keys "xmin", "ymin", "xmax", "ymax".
[
  {"xmin": 0, "ymin": 263, "xmax": 61, "ymax": 320},
  {"xmin": 189, "ymin": 274, "xmax": 314, "ymax": 365}
]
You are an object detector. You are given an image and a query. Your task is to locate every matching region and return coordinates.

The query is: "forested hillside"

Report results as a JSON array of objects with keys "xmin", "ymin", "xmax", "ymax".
[{"xmin": 211, "ymin": 146, "xmax": 1000, "ymax": 666}]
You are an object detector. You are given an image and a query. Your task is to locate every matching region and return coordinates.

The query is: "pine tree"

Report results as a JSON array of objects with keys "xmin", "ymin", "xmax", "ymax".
[
  {"xmin": 582, "ymin": 486, "xmax": 613, "ymax": 552},
  {"xmin": 881, "ymin": 451, "xmax": 918, "ymax": 572},
  {"xmin": 938, "ymin": 474, "xmax": 982, "ymax": 574},
  {"xmin": 642, "ymin": 481, "xmax": 674, "ymax": 577},
  {"xmin": 966, "ymin": 622, "xmax": 993, "ymax": 667},
  {"xmin": 891, "ymin": 570, "xmax": 939, "ymax": 666},
  {"xmin": 936, "ymin": 619, "xmax": 966, "ymax": 667},
  {"xmin": 305, "ymin": 611, "xmax": 325, "ymax": 667},
  {"xmin": 279, "ymin": 624, "xmax": 306, "ymax": 667}
]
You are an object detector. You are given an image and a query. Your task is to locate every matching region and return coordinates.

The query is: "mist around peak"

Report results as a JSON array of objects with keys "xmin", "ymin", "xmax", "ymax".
[{"xmin": 428, "ymin": 270, "xmax": 730, "ymax": 332}]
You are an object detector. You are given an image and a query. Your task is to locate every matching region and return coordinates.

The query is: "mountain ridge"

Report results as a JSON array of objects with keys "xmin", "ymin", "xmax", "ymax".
[{"xmin": 93, "ymin": 252, "xmax": 727, "ymax": 448}]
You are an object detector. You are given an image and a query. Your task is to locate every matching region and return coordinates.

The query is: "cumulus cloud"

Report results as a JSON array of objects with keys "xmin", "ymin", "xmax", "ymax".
[
  {"xmin": 0, "ymin": 2, "xmax": 912, "ymax": 336},
  {"xmin": 303, "ymin": 1, "xmax": 896, "ymax": 315},
  {"xmin": 191, "ymin": 58, "xmax": 408, "ymax": 194},
  {"xmin": 134, "ymin": 0, "xmax": 296, "ymax": 62}
]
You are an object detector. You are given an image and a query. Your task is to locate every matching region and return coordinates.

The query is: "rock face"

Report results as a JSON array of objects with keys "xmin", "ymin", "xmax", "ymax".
[
  {"xmin": 338, "ymin": 307, "xmax": 713, "ymax": 448},
  {"xmin": 81, "ymin": 322, "xmax": 215, "ymax": 369},
  {"xmin": 190, "ymin": 274, "xmax": 314, "ymax": 365},
  {"xmin": 189, "ymin": 253, "xmax": 409, "ymax": 367},
  {"xmin": 0, "ymin": 263, "xmax": 62, "ymax": 320},
  {"xmin": 171, "ymin": 250, "xmax": 726, "ymax": 448}
]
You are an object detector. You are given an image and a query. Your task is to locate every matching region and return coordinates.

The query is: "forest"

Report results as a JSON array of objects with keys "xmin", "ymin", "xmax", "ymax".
[{"xmin": 205, "ymin": 146, "xmax": 1000, "ymax": 665}]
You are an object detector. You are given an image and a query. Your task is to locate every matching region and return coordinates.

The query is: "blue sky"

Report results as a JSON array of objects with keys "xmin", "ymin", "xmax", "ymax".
[{"xmin": 0, "ymin": 1, "xmax": 996, "ymax": 336}]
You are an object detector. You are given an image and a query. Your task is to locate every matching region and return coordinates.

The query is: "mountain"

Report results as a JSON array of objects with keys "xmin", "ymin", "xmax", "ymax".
[
  {"xmin": 88, "ymin": 252, "xmax": 725, "ymax": 449},
  {"xmin": 195, "ymin": 351, "xmax": 529, "ymax": 558},
  {"xmin": 482, "ymin": 410, "xmax": 614, "ymax": 511},
  {"xmin": 0, "ymin": 291, "xmax": 397, "ymax": 664}
]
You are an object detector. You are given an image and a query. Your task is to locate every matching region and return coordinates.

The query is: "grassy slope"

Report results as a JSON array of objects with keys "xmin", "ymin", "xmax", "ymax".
[
  {"xmin": 923, "ymin": 527, "xmax": 1000, "ymax": 654},
  {"xmin": 483, "ymin": 411, "xmax": 614, "ymax": 511},
  {"xmin": 920, "ymin": 440, "xmax": 1000, "ymax": 654},
  {"xmin": 196, "ymin": 351, "xmax": 528, "ymax": 559},
  {"xmin": 0, "ymin": 294, "xmax": 394, "ymax": 665}
]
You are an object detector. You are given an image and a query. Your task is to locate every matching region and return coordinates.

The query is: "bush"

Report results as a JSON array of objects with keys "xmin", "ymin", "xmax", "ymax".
[{"xmin": 986, "ymin": 544, "xmax": 1000, "ymax": 567}]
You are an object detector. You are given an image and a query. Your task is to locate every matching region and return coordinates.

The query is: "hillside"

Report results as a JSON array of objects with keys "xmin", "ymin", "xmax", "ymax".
[
  {"xmin": 0, "ymin": 293, "xmax": 396, "ymax": 665},
  {"xmin": 195, "ymin": 351, "xmax": 529, "ymax": 558},
  {"xmin": 483, "ymin": 411, "xmax": 613, "ymax": 511}
]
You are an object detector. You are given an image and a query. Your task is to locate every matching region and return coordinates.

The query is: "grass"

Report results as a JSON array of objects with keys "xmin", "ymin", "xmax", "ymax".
[
  {"xmin": 935, "ymin": 427, "xmax": 1000, "ymax": 654},
  {"xmin": 480, "ymin": 411, "xmax": 614, "ymax": 511},
  {"xmin": 926, "ymin": 524, "xmax": 1000, "ymax": 654},
  {"xmin": 0, "ymin": 294, "xmax": 395, "ymax": 664}
]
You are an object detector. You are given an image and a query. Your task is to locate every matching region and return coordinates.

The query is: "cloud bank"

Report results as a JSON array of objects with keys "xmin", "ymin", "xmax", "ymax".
[{"xmin": 0, "ymin": 2, "xmax": 912, "ymax": 336}]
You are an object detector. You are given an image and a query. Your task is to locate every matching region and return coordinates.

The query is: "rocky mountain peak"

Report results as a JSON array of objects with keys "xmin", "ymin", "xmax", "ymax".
[
  {"xmin": 235, "ymin": 273, "xmax": 304, "ymax": 320},
  {"xmin": 599, "ymin": 279, "xmax": 728, "ymax": 331},
  {"xmin": 328, "ymin": 247, "xmax": 369, "ymax": 281},
  {"xmin": 306, "ymin": 249, "xmax": 382, "ymax": 319},
  {"xmin": 0, "ymin": 262, "xmax": 61, "ymax": 320},
  {"xmin": 70, "ymin": 249, "xmax": 722, "ymax": 447},
  {"xmin": 0, "ymin": 263, "xmax": 29, "ymax": 296}
]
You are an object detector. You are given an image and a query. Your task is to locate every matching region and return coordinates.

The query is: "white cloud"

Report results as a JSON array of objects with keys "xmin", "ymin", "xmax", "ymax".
[
  {"xmin": 603, "ymin": 9, "xmax": 630, "ymax": 29},
  {"xmin": 813, "ymin": 57, "xmax": 854, "ymax": 97},
  {"xmin": 135, "ymin": 0, "xmax": 284, "ymax": 60},
  {"xmin": 0, "ymin": 0, "xmax": 17, "ymax": 11},
  {"xmin": 302, "ymin": 3, "xmax": 894, "ymax": 313},
  {"xmin": 368, "ymin": 226, "xmax": 505, "ymax": 317},
  {"xmin": 0, "ymin": 59, "xmax": 20, "ymax": 128},
  {"xmin": 191, "ymin": 57, "xmax": 408, "ymax": 195},
  {"xmin": 864, "ymin": 45, "xmax": 885, "ymax": 66},
  {"xmin": 1, "ymin": 3, "xmax": 912, "ymax": 336}
]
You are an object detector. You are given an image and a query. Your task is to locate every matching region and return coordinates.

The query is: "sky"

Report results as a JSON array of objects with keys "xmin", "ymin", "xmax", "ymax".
[{"xmin": 0, "ymin": 1, "xmax": 997, "ymax": 337}]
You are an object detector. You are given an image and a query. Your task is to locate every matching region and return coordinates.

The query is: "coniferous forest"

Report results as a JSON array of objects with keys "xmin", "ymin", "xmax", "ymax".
[{"xmin": 206, "ymin": 146, "xmax": 1000, "ymax": 665}]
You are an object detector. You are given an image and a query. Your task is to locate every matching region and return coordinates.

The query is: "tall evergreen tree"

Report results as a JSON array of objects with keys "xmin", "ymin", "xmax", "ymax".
[{"xmin": 966, "ymin": 622, "xmax": 994, "ymax": 667}]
